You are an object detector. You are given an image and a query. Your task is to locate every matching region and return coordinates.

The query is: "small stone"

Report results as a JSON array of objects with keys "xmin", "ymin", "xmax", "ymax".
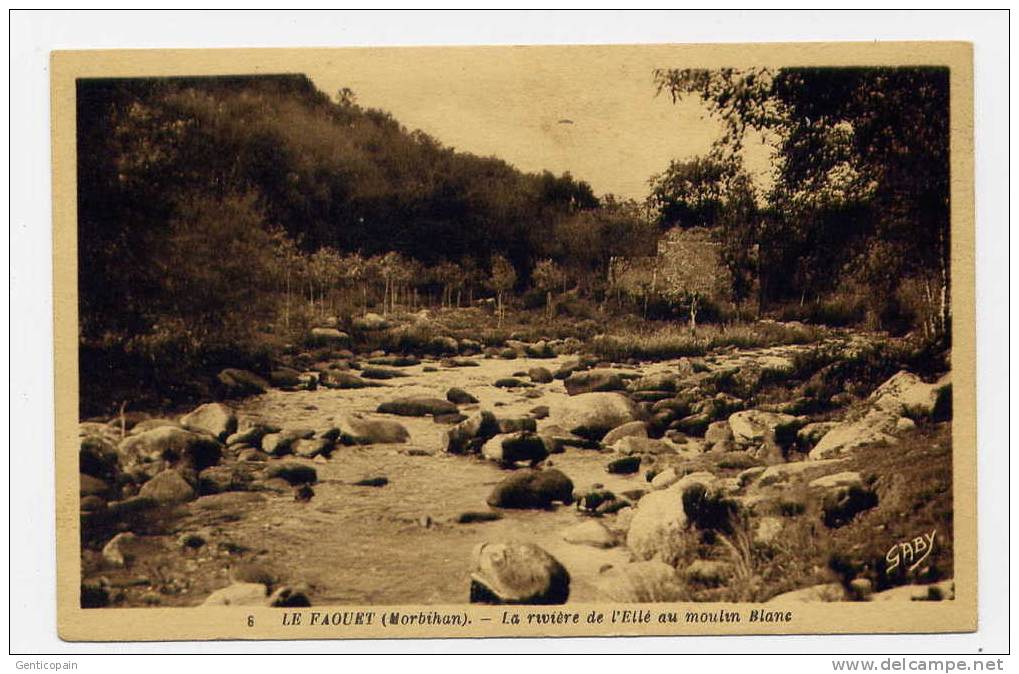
[{"xmin": 353, "ymin": 476, "xmax": 388, "ymax": 487}]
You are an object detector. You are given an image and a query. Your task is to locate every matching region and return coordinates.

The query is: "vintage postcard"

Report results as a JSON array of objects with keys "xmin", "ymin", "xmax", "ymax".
[{"xmin": 53, "ymin": 42, "xmax": 975, "ymax": 641}]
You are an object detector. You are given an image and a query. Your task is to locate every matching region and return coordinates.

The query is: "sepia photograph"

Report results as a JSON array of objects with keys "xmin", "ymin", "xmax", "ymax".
[{"xmin": 50, "ymin": 41, "xmax": 976, "ymax": 640}]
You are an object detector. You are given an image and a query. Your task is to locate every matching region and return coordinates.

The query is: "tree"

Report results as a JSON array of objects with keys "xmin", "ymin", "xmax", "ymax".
[
  {"xmin": 532, "ymin": 259, "xmax": 565, "ymax": 319},
  {"xmin": 647, "ymin": 156, "xmax": 727, "ymax": 230},
  {"xmin": 655, "ymin": 66, "xmax": 950, "ymax": 336},
  {"xmin": 553, "ymin": 196, "xmax": 657, "ymax": 297},
  {"xmin": 489, "ymin": 255, "xmax": 517, "ymax": 326}
]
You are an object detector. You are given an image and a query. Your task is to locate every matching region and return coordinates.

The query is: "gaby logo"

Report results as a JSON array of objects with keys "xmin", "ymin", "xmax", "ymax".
[{"xmin": 886, "ymin": 529, "xmax": 937, "ymax": 575}]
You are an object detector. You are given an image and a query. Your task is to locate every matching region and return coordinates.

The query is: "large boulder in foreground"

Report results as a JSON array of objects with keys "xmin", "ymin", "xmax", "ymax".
[
  {"xmin": 625, "ymin": 473, "xmax": 718, "ymax": 561},
  {"xmin": 217, "ymin": 369, "xmax": 269, "ymax": 398},
  {"xmin": 486, "ymin": 469, "xmax": 573, "ymax": 509},
  {"xmin": 550, "ymin": 392, "xmax": 638, "ymax": 440},
  {"xmin": 595, "ymin": 561, "xmax": 684, "ymax": 602},
  {"xmin": 180, "ymin": 402, "xmax": 237, "ymax": 441},
  {"xmin": 626, "ymin": 488, "xmax": 688, "ymax": 561},
  {"xmin": 377, "ymin": 397, "xmax": 458, "ymax": 417},
  {"xmin": 469, "ymin": 542, "xmax": 570, "ymax": 604}
]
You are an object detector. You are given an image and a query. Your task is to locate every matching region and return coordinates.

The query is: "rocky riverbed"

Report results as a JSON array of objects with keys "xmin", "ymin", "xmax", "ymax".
[{"xmin": 78, "ymin": 330, "xmax": 955, "ymax": 608}]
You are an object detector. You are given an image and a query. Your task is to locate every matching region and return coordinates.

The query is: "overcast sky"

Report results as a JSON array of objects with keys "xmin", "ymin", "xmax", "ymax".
[{"xmin": 306, "ymin": 46, "xmax": 772, "ymax": 201}]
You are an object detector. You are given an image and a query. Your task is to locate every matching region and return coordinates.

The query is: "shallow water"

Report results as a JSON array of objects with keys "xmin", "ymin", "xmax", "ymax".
[{"xmin": 229, "ymin": 355, "xmax": 644, "ymax": 605}]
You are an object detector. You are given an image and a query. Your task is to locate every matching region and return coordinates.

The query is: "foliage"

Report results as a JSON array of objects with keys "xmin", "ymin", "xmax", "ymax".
[{"xmin": 653, "ymin": 66, "xmax": 950, "ymax": 336}]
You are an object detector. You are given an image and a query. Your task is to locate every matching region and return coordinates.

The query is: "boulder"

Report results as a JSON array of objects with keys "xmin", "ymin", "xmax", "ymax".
[
  {"xmin": 606, "ymin": 456, "xmax": 641, "ymax": 474},
  {"xmin": 602, "ymin": 421, "xmax": 648, "ymax": 446},
  {"xmin": 494, "ymin": 377, "xmax": 533, "ymax": 388},
  {"xmin": 430, "ymin": 336, "xmax": 459, "ymax": 355},
  {"xmin": 309, "ymin": 327, "xmax": 350, "ymax": 346},
  {"xmin": 352, "ymin": 313, "xmax": 390, "ymax": 331},
  {"xmin": 264, "ymin": 462, "xmax": 317, "ymax": 486},
  {"xmin": 138, "ymin": 469, "xmax": 196, "ymax": 504},
  {"xmin": 704, "ymin": 421, "xmax": 733, "ymax": 449},
  {"xmin": 180, "ymin": 403, "xmax": 237, "ymax": 441},
  {"xmin": 612, "ymin": 436, "xmax": 676, "ymax": 456},
  {"xmin": 481, "ymin": 432, "xmax": 549, "ymax": 466},
  {"xmin": 809, "ymin": 410, "xmax": 898, "ymax": 460},
  {"xmin": 80, "ymin": 431, "xmax": 119, "ymax": 481},
  {"xmin": 808, "ymin": 471, "xmax": 863, "ymax": 490},
  {"xmin": 225, "ymin": 423, "xmax": 279, "ymax": 448},
  {"xmin": 630, "ymin": 373, "xmax": 679, "ymax": 393},
  {"xmin": 269, "ymin": 367, "xmax": 302, "ymax": 389},
  {"xmin": 237, "ymin": 448, "xmax": 269, "ymax": 462},
  {"xmin": 496, "ymin": 417, "xmax": 537, "ymax": 434},
  {"xmin": 443, "ymin": 410, "xmax": 500, "ymax": 454},
  {"xmin": 870, "ymin": 371, "xmax": 951, "ymax": 418},
  {"xmin": 528, "ymin": 367, "xmax": 554, "ymax": 384},
  {"xmin": 217, "ymin": 369, "xmax": 269, "ymax": 398},
  {"xmin": 292, "ymin": 437, "xmax": 333, "ymax": 458},
  {"xmin": 319, "ymin": 371, "xmax": 371, "ymax": 389},
  {"xmin": 564, "ymin": 369, "xmax": 628, "ymax": 396},
  {"xmin": 650, "ymin": 468, "xmax": 679, "ymax": 490},
  {"xmin": 469, "ymin": 542, "xmax": 569, "ymax": 604},
  {"xmin": 360, "ymin": 367, "xmax": 406, "ymax": 380},
  {"xmin": 574, "ymin": 488, "xmax": 618, "ymax": 515},
  {"xmin": 260, "ymin": 428, "xmax": 315, "ymax": 456},
  {"xmin": 561, "ymin": 520, "xmax": 616, "ymax": 548},
  {"xmin": 341, "ymin": 417, "xmax": 410, "ymax": 445},
  {"xmin": 486, "ymin": 469, "xmax": 573, "ymax": 509},
  {"xmin": 202, "ymin": 582, "xmax": 268, "ymax": 606},
  {"xmin": 550, "ymin": 392, "xmax": 638, "ymax": 440},
  {"xmin": 674, "ymin": 413, "xmax": 711, "ymax": 436},
  {"xmin": 685, "ymin": 559, "xmax": 733, "ymax": 587},
  {"xmin": 198, "ymin": 465, "xmax": 251, "ymax": 494},
  {"xmin": 626, "ymin": 489, "xmax": 688, "ymax": 561},
  {"xmin": 728, "ymin": 410, "xmax": 798, "ymax": 446},
  {"xmin": 377, "ymin": 397, "xmax": 458, "ymax": 417},
  {"xmin": 80, "ymin": 473, "xmax": 112, "ymax": 498},
  {"xmin": 821, "ymin": 484, "xmax": 878, "ymax": 528},
  {"xmin": 870, "ymin": 580, "xmax": 955, "ymax": 602},
  {"xmin": 896, "ymin": 417, "xmax": 917, "ymax": 433},
  {"xmin": 767, "ymin": 583, "xmax": 846, "ymax": 603},
  {"xmin": 101, "ymin": 532, "xmax": 144, "ymax": 567},
  {"xmin": 441, "ymin": 357, "xmax": 480, "ymax": 368},
  {"xmin": 118, "ymin": 427, "xmax": 222, "ymax": 479},
  {"xmin": 268, "ymin": 585, "xmax": 312, "ymax": 607},
  {"xmin": 595, "ymin": 561, "xmax": 683, "ymax": 602},
  {"xmin": 796, "ymin": 422, "xmax": 838, "ymax": 450},
  {"xmin": 446, "ymin": 387, "xmax": 479, "ymax": 405}
]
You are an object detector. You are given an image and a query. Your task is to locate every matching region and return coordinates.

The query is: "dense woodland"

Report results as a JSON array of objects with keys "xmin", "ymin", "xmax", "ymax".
[{"xmin": 77, "ymin": 68, "xmax": 950, "ymax": 415}]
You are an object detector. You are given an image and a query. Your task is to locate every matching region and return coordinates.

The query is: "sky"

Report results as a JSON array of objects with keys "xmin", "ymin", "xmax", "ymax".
[{"xmin": 306, "ymin": 46, "xmax": 773, "ymax": 201}]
